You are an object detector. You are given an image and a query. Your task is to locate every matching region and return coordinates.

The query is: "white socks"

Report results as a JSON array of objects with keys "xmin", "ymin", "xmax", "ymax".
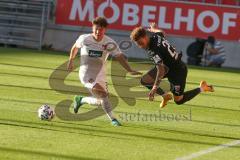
[
  {"xmin": 100, "ymin": 97, "xmax": 115, "ymax": 120},
  {"xmin": 81, "ymin": 96, "xmax": 115, "ymax": 120},
  {"xmin": 81, "ymin": 97, "xmax": 102, "ymax": 106}
]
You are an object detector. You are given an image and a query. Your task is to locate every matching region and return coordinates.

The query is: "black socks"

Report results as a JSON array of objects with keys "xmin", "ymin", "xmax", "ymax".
[{"xmin": 175, "ymin": 88, "xmax": 201, "ymax": 105}]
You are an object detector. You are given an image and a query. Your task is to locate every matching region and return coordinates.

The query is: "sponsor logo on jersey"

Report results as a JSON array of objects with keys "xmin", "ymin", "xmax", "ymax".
[{"xmin": 88, "ymin": 50, "xmax": 103, "ymax": 57}]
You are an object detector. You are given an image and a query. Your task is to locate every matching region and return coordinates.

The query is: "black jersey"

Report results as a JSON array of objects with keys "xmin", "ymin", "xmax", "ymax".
[{"xmin": 147, "ymin": 32, "xmax": 182, "ymax": 71}]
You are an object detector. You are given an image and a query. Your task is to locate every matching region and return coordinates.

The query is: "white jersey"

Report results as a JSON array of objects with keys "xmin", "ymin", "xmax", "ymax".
[{"xmin": 75, "ymin": 34, "xmax": 121, "ymax": 87}]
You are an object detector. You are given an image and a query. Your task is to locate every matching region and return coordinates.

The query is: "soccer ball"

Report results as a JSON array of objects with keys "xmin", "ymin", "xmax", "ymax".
[{"xmin": 38, "ymin": 104, "xmax": 55, "ymax": 121}]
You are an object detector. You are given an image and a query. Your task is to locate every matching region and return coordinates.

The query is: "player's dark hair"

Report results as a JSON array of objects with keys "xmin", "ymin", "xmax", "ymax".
[
  {"xmin": 130, "ymin": 27, "xmax": 147, "ymax": 42},
  {"xmin": 92, "ymin": 17, "xmax": 109, "ymax": 28},
  {"xmin": 207, "ymin": 36, "xmax": 215, "ymax": 45}
]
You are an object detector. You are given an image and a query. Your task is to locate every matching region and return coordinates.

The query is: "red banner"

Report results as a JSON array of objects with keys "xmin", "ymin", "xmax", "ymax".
[{"xmin": 56, "ymin": 0, "xmax": 240, "ymax": 41}]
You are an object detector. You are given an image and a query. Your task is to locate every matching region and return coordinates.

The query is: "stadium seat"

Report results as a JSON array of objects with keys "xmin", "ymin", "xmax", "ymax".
[{"xmin": 0, "ymin": 0, "xmax": 53, "ymax": 50}]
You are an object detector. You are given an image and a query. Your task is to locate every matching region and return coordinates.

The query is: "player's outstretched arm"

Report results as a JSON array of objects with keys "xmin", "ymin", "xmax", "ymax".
[
  {"xmin": 114, "ymin": 53, "xmax": 142, "ymax": 75},
  {"xmin": 148, "ymin": 63, "xmax": 165, "ymax": 101},
  {"xmin": 148, "ymin": 23, "xmax": 165, "ymax": 35},
  {"xmin": 67, "ymin": 43, "xmax": 79, "ymax": 72}
]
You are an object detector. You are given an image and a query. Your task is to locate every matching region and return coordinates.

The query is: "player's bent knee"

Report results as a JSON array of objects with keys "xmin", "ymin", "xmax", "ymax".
[
  {"xmin": 140, "ymin": 74, "xmax": 154, "ymax": 86},
  {"xmin": 174, "ymin": 95, "xmax": 184, "ymax": 105},
  {"xmin": 95, "ymin": 90, "xmax": 108, "ymax": 98},
  {"xmin": 92, "ymin": 84, "xmax": 108, "ymax": 98}
]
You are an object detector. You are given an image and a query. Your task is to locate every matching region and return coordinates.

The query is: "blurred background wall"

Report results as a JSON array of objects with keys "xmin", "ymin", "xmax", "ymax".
[{"xmin": 43, "ymin": 25, "xmax": 240, "ymax": 68}]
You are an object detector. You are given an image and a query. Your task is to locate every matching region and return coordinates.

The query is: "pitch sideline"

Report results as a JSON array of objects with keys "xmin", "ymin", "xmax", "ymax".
[{"xmin": 175, "ymin": 140, "xmax": 240, "ymax": 160}]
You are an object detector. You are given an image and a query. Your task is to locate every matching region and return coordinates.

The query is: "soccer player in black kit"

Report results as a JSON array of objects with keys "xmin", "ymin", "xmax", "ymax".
[{"xmin": 130, "ymin": 23, "xmax": 214, "ymax": 108}]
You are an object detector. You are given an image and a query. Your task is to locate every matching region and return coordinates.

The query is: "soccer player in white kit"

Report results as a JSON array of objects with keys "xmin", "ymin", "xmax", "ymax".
[{"xmin": 67, "ymin": 17, "xmax": 141, "ymax": 126}]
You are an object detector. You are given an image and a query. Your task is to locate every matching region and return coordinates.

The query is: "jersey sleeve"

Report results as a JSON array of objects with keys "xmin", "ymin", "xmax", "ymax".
[
  {"xmin": 75, "ymin": 35, "xmax": 84, "ymax": 48},
  {"xmin": 111, "ymin": 44, "xmax": 122, "ymax": 56},
  {"xmin": 106, "ymin": 38, "xmax": 122, "ymax": 56}
]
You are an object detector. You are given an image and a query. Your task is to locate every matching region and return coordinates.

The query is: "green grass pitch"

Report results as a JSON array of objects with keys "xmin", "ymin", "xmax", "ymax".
[{"xmin": 0, "ymin": 47, "xmax": 240, "ymax": 160}]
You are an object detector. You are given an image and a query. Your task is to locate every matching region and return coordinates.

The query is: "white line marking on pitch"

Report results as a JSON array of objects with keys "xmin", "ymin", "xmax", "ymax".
[{"xmin": 175, "ymin": 140, "xmax": 240, "ymax": 160}]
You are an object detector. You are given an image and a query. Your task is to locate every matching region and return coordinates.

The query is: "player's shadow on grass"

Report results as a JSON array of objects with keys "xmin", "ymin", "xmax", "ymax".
[{"xmin": 0, "ymin": 146, "xmax": 105, "ymax": 160}]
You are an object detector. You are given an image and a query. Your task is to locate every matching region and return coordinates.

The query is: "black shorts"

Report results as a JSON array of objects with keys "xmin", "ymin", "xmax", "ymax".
[
  {"xmin": 147, "ymin": 61, "xmax": 188, "ymax": 96},
  {"xmin": 167, "ymin": 62, "xmax": 188, "ymax": 96}
]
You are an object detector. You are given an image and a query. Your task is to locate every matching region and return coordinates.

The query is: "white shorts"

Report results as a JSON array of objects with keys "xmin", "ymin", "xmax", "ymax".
[{"xmin": 79, "ymin": 70, "xmax": 108, "ymax": 93}]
